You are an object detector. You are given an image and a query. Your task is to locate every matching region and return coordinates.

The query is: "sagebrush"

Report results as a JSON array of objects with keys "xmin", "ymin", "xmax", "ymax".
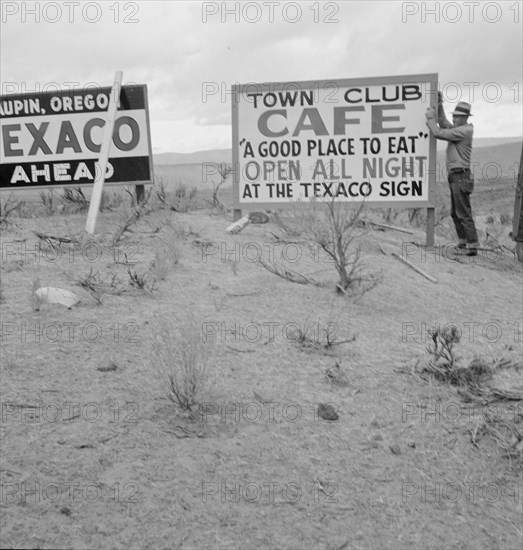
[{"xmin": 152, "ymin": 320, "xmax": 213, "ymax": 411}]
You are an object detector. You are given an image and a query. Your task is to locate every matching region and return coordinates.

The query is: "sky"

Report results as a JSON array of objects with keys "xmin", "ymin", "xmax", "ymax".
[{"xmin": 1, "ymin": 0, "xmax": 522, "ymax": 153}]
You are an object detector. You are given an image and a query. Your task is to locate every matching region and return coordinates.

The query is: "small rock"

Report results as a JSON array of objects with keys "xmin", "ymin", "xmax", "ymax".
[
  {"xmin": 389, "ymin": 444, "xmax": 402, "ymax": 455},
  {"xmin": 248, "ymin": 211, "xmax": 269, "ymax": 224},
  {"xmin": 370, "ymin": 419, "xmax": 380, "ymax": 428},
  {"xmin": 35, "ymin": 287, "xmax": 80, "ymax": 309},
  {"xmin": 372, "ymin": 434, "xmax": 383, "ymax": 441},
  {"xmin": 318, "ymin": 403, "xmax": 339, "ymax": 421},
  {"xmin": 97, "ymin": 362, "xmax": 117, "ymax": 373},
  {"xmin": 253, "ymin": 390, "xmax": 272, "ymax": 405},
  {"xmin": 59, "ymin": 506, "xmax": 71, "ymax": 516}
]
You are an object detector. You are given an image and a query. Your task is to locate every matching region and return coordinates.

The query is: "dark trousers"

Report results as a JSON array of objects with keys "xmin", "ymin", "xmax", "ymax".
[{"xmin": 448, "ymin": 170, "xmax": 479, "ymax": 245}]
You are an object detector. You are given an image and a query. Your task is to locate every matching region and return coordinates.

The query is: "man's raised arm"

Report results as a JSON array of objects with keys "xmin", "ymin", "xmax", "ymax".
[{"xmin": 437, "ymin": 92, "xmax": 453, "ymax": 129}]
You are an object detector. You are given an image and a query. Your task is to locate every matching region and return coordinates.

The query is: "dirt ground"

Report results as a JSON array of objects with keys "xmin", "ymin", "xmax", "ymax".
[{"xmin": 0, "ymin": 188, "xmax": 522, "ymax": 550}]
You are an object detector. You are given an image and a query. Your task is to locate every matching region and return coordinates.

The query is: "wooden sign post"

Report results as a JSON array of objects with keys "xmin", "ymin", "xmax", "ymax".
[
  {"xmin": 513, "ymin": 145, "xmax": 523, "ymax": 261},
  {"xmin": 85, "ymin": 71, "xmax": 123, "ymax": 234}
]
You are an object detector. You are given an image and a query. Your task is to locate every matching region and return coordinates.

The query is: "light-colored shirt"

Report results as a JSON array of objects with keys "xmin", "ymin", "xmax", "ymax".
[{"xmin": 426, "ymin": 106, "xmax": 473, "ymax": 172}]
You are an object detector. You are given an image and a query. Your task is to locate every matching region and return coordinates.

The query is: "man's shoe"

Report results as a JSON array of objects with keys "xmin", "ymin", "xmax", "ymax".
[
  {"xmin": 466, "ymin": 248, "xmax": 478, "ymax": 256},
  {"xmin": 456, "ymin": 242, "xmax": 467, "ymax": 249}
]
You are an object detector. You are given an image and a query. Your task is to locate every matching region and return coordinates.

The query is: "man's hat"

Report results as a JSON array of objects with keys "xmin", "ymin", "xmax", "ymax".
[{"xmin": 451, "ymin": 101, "xmax": 473, "ymax": 116}]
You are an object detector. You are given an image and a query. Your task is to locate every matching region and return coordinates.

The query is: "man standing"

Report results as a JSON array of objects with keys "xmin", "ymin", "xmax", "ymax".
[{"xmin": 426, "ymin": 95, "xmax": 479, "ymax": 256}]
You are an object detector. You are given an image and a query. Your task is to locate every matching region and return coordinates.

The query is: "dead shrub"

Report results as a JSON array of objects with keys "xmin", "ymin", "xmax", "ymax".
[
  {"xmin": 499, "ymin": 212, "xmax": 511, "ymax": 225},
  {"xmin": 100, "ymin": 190, "xmax": 124, "ymax": 211},
  {"xmin": 112, "ymin": 189, "xmax": 152, "ymax": 245},
  {"xmin": 40, "ymin": 189, "xmax": 62, "ymax": 216},
  {"xmin": 150, "ymin": 239, "xmax": 182, "ymax": 281},
  {"xmin": 275, "ymin": 197, "xmax": 380, "ymax": 294},
  {"xmin": 420, "ymin": 327, "xmax": 495, "ymax": 393},
  {"xmin": 208, "ymin": 162, "xmax": 232, "ymax": 211},
  {"xmin": 154, "ymin": 175, "xmax": 169, "ymax": 208},
  {"xmin": 0, "ymin": 194, "xmax": 26, "ymax": 226},
  {"xmin": 170, "ymin": 182, "xmax": 198, "ymax": 212},
  {"xmin": 450, "ymin": 356, "xmax": 494, "ymax": 389},
  {"xmin": 127, "ymin": 268, "xmax": 156, "ymax": 293},
  {"xmin": 152, "ymin": 319, "xmax": 213, "ymax": 411},
  {"xmin": 76, "ymin": 267, "xmax": 124, "ymax": 300},
  {"xmin": 424, "ymin": 325, "xmax": 461, "ymax": 378},
  {"xmin": 61, "ymin": 187, "xmax": 89, "ymax": 212}
]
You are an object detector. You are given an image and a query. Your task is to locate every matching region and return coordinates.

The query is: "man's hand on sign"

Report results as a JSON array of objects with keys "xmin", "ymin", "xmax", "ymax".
[{"xmin": 425, "ymin": 107, "xmax": 436, "ymax": 120}]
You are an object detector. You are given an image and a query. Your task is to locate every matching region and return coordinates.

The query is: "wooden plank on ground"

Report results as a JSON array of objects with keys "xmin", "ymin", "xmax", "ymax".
[{"xmin": 378, "ymin": 243, "xmax": 438, "ymax": 284}]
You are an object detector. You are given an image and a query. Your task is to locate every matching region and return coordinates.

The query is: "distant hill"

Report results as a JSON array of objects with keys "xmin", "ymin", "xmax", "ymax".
[
  {"xmin": 154, "ymin": 138, "xmax": 522, "ymax": 179},
  {"xmin": 437, "ymin": 140, "xmax": 522, "ymax": 178},
  {"xmin": 436, "ymin": 136, "xmax": 521, "ymax": 150},
  {"xmin": 154, "ymin": 148, "xmax": 231, "ymax": 165}
]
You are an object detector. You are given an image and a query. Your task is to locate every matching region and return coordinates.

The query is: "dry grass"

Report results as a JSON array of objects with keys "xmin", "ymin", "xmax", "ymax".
[
  {"xmin": 150, "ymin": 177, "xmax": 200, "ymax": 212},
  {"xmin": 468, "ymin": 401, "xmax": 523, "ymax": 470},
  {"xmin": 30, "ymin": 273, "xmax": 45, "ymax": 311},
  {"xmin": 152, "ymin": 318, "xmax": 214, "ymax": 411},
  {"xmin": 149, "ymin": 239, "xmax": 182, "ymax": 281},
  {"xmin": 170, "ymin": 182, "xmax": 199, "ymax": 212}
]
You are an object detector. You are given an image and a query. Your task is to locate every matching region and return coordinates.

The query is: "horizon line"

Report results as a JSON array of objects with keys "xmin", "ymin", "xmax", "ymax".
[{"xmin": 153, "ymin": 136, "xmax": 523, "ymax": 156}]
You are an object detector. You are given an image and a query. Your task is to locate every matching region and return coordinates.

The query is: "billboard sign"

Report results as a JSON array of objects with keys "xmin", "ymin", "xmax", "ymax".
[
  {"xmin": 232, "ymin": 73, "xmax": 438, "ymax": 209},
  {"xmin": 1, "ymin": 84, "xmax": 153, "ymax": 189}
]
